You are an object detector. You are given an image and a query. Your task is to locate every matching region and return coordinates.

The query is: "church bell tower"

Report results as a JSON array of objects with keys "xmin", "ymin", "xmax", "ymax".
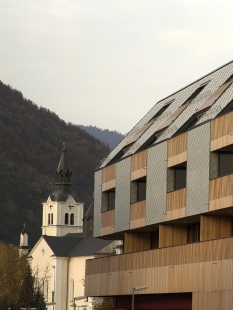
[{"xmin": 42, "ymin": 143, "xmax": 84, "ymax": 236}]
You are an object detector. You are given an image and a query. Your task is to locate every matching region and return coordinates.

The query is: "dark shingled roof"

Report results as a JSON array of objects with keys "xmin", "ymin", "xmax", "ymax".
[
  {"xmin": 50, "ymin": 184, "xmax": 81, "ymax": 203},
  {"xmin": 83, "ymin": 198, "xmax": 94, "ymax": 220},
  {"xmin": 43, "ymin": 235, "xmax": 113, "ymax": 257},
  {"xmin": 69, "ymin": 236, "xmax": 112, "ymax": 257},
  {"xmin": 43, "ymin": 235, "xmax": 83, "ymax": 256}
]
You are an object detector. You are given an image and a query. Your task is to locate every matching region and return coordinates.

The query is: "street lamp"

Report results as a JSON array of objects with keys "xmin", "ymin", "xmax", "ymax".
[
  {"xmin": 70, "ymin": 296, "xmax": 87, "ymax": 310},
  {"xmin": 132, "ymin": 285, "xmax": 148, "ymax": 310}
]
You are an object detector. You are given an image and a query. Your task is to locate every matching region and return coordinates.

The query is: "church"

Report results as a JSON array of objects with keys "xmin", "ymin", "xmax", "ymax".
[{"xmin": 27, "ymin": 143, "xmax": 121, "ymax": 310}]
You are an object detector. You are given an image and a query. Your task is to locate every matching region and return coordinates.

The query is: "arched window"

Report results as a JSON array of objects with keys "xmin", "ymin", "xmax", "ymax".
[
  {"xmin": 51, "ymin": 213, "xmax": 53, "ymax": 225},
  {"xmin": 48, "ymin": 213, "xmax": 50, "ymax": 225},
  {"xmin": 65, "ymin": 213, "xmax": 69, "ymax": 225},
  {"xmin": 69, "ymin": 279, "xmax": 74, "ymax": 302},
  {"xmin": 70, "ymin": 213, "xmax": 74, "ymax": 225}
]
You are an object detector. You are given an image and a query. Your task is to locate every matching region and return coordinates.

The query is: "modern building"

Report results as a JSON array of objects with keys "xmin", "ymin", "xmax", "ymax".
[
  {"xmin": 29, "ymin": 143, "xmax": 120, "ymax": 310},
  {"xmin": 85, "ymin": 60, "xmax": 233, "ymax": 309}
]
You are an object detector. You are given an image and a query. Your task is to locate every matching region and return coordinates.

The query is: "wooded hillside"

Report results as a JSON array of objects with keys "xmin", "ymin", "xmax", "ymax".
[
  {"xmin": 78, "ymin": 125, "xmax": 124, "ymax": 149},
  {"xmin": 0, "ymin": 81, "xmax": 110, "ymax": 246}
]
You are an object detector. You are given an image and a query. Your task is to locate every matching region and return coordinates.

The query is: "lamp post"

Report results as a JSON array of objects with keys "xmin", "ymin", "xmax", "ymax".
[
  {"xmin": 52, "ymin": 265, "xmax": 56, "ymax": 310},
  {"xmin": 70, "ymin": 296, "xmax": 87, "ymax": 310},
  {"xmin": 132, "ymin": 285, "xmax": 148, "ymax": 310}
]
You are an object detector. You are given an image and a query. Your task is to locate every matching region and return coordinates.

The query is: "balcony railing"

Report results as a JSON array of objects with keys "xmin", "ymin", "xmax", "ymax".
[{"xmin": 85, "ymin": 236, "xmax": 233, "ymax": 297}]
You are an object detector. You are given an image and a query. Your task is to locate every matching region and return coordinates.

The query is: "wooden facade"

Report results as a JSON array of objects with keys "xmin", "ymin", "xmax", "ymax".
[
  {"xmin": 89, "ymin": 64, "xmax": 233, "ymax": 310},
  {"xmin": 130, "ymin": 200, "xmax": 146, "ymax": 229},
  {"xmin": 211, "ymin": 111, "xmax": 233, "ymax": 151},
  {"xmin": 85, "ymin": 237, "xmax": 233, "ymax": 299},
  {"xmin": 209, "ymin": 174, "xmax": 233, "ymax": 211},
  {"xmin": 200, "ymin": 215, "xmax": 232, "ymax": 241},
  {"xmin": 124, "ymin": 232, "xmax": 151, "ymax": 253},
  {"xmin": 166, "ymin": 188, "xmax": 186, "ymax": 220},
  {"xmin": 131, "ymin": 150, "xmax": 147, "ymax": 180},
  {"xmin": 167, "ymin": 132, "xmax": 187, "ymax": 167},
  {"xmin": 102, "ymin": 164, "xmax": 116, "ymax": 191},
  {"xmin": 101, "ymin": 210, "xmax": 115, "ymax": 236},
  {"xmin": 159, "ymin": 224, "xmax": 188, "ymax": 247}
]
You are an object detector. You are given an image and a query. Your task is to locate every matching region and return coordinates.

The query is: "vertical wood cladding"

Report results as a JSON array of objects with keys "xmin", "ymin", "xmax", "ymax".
[
  {"xmin": 193, "ymin": 291, "xmax": 233, "ymax": 310},
  {"xmin": 200, "ymin": 215, "xmax": 232, "ymax": 241},
  {"xmin": 115, "ymin": 157, "xmax": 131, "ymax": 233},
  {"xmin": 131, "ymin": 150, "xmax": 147, "ymax": 180},
  {"xmin": 93, "ymin": 170, "xmax": 102, "ymax": 237},
  {"xmin": 166, "ymin": 188, "xmax": 186, "ymax": 220},
  {"xmin": 124, "ymin": 232, "xmax": 151, "ymax": 253},
  {"xmin": 209, "ymin": 174, "xmax": 233, "ymax": 211},
  {"xmin": 167, "ymin": 132, "xmax": 188, "ymax": 167},
  {"xmin": 101, "ymin": 210, "xmax": 115, "ymax": 236},
  {"xmin": 130, "ymin": 200, "xmax": 146, "ymax": 229},
  {"xmin": 102, "ymin": 164, "xmax": 116, "ymax": 191},
  {"xmin": 186, "ymin": 123, "xmax": 210, "ymax": 216},
  {"xmin": 159, "ymin": 224, "xmax": 188, "ymax": 247},
  {"xmin": 85, "ymin": 237, "xmax": 233, "ymax": 297},
  {"xmin": 146, "ymin": 141, "xmax": 167, "ymax": 225},
  {"xmin": 211, "ymin": 111, "xmax": 233, "ymax": 151}
]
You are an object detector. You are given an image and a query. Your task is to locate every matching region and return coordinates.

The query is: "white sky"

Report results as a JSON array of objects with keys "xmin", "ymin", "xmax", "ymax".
[{"xmin": 1, "ymin": 0, "xmax": 233, "ymax": 133}]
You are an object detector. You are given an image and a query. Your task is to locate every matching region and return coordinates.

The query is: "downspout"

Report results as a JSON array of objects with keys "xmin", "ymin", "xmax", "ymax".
[{"xmin": 66, "ymin": 257, "xmax": 71, "ymax": 310}]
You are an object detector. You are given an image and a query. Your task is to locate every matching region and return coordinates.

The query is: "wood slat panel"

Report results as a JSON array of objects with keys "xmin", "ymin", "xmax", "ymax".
[
  {"xmin": 200, "ymin": 215, "xmax": 232, "ymax": 241},
  {"xmin": 209, "ymin": 174, "xmax": 233, "ymax": 211},
  {"xmin": 211, "ymin": 111, "xmax": 233, "ymax": 151},
  {"xmin": 193, "ymin": 291, "xmax": 233, "ymax": 310},
  {"xmin": 124, "ymin": 232, "xmax": 151, "ymax": 253},
  {"xmin": 102, "ymin": 164, "xmax": 116, "ymax": 191},
  {"xmin": 168, "ymin": 132, "xmax": 188, "ymax": 158},
  {"xmin": 131, "ymin": 150, "xmax": 147, "ymax": 180},
  {"xmin": 101, "ymin": 210, "xmax": 114, "ymax": 236},
  {"xmin": 85, "ymin": 238, "xmax": 233, "ymax": 297},
  {"xmin": 159, "ymin": 224, "xmax": 188, "ymax": 248},
  {"xmin": 86, "ymin": 237, "xmax": 233, "ymax": 275},
  {"xmin": 166, "ymin": 188, "xmax": 186, "ymax": 221},
  {"xmin": 130, "ymin": 200, "xmax": 146, "ymax": 229}
]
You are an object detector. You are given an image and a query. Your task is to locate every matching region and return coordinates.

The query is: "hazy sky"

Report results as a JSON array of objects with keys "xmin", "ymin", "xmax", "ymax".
[{"xmin": 1, "ymin": 0, "xmax": 233, "ymax": 133}]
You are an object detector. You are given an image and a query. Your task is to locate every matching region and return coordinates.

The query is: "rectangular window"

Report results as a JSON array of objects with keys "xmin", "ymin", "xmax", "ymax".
[
  {"xmin": 219, "ymin": 152, "xmax": 233, "ymax": 177},
  {"xmin": 137, "ymin": 180, "xmax": 146, "ymax": 202},
  {"xmin": 174, "ymin": 167, "xmax": 187, "ymax": 190},
  {"xmin": 150, "ymin": 99, "xmax": 174, "ymax": 121},
  {"xmin": 182, "ymin": 83, "xmax": 208, "ymax": 106},
  {"xmin": 108, "ymin": 191, "xmax": 115, "ymax": 210},
  {"xmin": 196, "ymin": 80, "xmax": 232, "ymax": 114},
  {"xmin": 151, "ymin": 231, "xmax": 159, "ymax": 249},
  {"xmin": 188, "ymin": 223, "xmax": 200, "ymax": 243}
]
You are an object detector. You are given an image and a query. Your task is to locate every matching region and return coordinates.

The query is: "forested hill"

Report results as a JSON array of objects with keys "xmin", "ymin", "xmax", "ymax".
[
  {"xmin": 0, "ymin": 81, "xmax": 110, "ymax": 246},
  {"xmin": 78, "ymin": 125, "xmax": 124, "ymax": 149}
]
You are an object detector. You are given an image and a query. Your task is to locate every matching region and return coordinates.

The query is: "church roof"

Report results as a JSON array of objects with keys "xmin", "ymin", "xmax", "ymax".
[
  {"xmin": 83, "ymin": 197, "xmax": 94, "ymax": 220},
  {"xmin": 43, "ymin": 234, "xmax": 113, "ymax": 257},
  {"xmin": 69, "ymin": 236, "xmax": 112, "ymax": 256},
  {"xmin": 49, "ymin": 143, "xmax": 82, "ymax": 202}
]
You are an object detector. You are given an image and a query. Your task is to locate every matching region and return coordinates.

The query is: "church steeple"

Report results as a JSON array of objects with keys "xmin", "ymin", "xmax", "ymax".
[
  {"xmin": 42, "ymin": 143, "xmax": 84, "ymax": 237},
  {"xmin": 50, "ymin": 143, "xmax": 80, "ymax": 202},
  {"xmin": 19, "ymin": 223, "xmax": 29, "ymax": 256},
  {"xmin": 56, "ymin": 142, "xmax": 72, "ymax": 185}
]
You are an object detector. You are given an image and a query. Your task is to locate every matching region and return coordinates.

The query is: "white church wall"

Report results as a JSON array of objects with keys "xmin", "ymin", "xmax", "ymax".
[
  {"xmin": 54, "ymin": 257, "xmax": 69, "ymax": 310},
  {"xmin": 30, "ymin": 238, "xmax": 55, "ymax": 304},
  {"xmin": 67, "ymin": 256, "xmax": 93, "ymax": 310}
]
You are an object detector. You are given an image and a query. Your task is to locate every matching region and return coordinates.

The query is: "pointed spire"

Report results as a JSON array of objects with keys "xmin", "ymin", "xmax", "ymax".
[
  {"xmin": 56, "ymin": 142, "xmax": 72, "ymax": 185},
  {"xmin": 21, "ymin": 223, "xmax": 26, "ymax": 235}
]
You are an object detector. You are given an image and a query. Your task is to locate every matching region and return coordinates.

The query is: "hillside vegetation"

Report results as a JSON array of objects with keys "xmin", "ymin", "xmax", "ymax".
[
  {"xmin": 78, "ymin": 125, "xmax": 124, "ymax": 149},
  {"xmin": 0, "ymin": 81, "xmax": 110, "ymax": 246}
]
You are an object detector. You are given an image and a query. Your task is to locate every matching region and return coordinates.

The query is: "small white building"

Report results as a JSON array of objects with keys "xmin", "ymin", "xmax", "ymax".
[{"xmin": 29, "ymin": 144, "xmax": 120, "ymax": 310}]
